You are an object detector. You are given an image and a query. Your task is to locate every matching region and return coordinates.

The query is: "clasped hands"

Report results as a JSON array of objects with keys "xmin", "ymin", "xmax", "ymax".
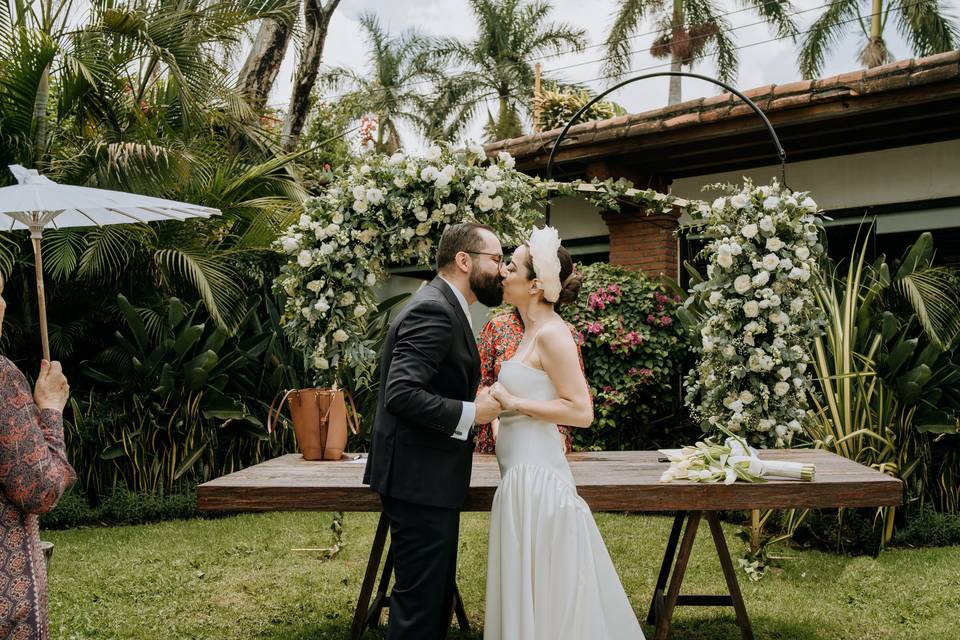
[{"xmin": 474, "ymin": 383, "xmax": 519, "ymax": 425}]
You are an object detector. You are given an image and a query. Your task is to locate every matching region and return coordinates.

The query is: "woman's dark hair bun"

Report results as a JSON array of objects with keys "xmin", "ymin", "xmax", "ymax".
[{"xmin": 553, "ymin": 247, "xmax": 581, "ymax": 308}]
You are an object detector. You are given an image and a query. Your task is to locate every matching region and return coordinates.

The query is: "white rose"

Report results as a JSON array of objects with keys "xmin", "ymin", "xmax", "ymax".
[
  {"xmin": 393, "ymin": 177, "xmax": 408, "ymax": 189},
  {"xmin": 801, "ymin": 196, "xmax": 817, "ymax": 211},
  {"xmin": 752, "ymin": 271, "xmax": 770, "ymax": 287},
  {"xmin": 717, "ymin": 253, "xmax": 733, "ymax": 268},
  {"xmin": 333, "ymin": 329, "xmax": 349, "ymax": 343},
  {"xmin": 301, "ymin": 307, "xmax": 313, "ymax": 320},
  {"xmin": 763, "ymin": 196, "xmax": 781, "ymax": 210},
  {"xmin": 353, "ymin": 199, "xmax": 369, "ymax": 213},
  {"xmin": 319, "ymin": 243, "xmax": 334, "ymax": 256},
  {"xmin": 469, "ymin": 143, "xmax": 486, "ymax": 158},
  {"xmin": 759, "ymin": 216, "xmax": 775, "ymax": 232},
  {"xmin": 414, "ymin": 207, "xmax": 428, "ymax": 222},
  {"xmin": 351, "ymin": 185, "xmax": 367, "ymax": 200},
  {"xmin": 778, "ymin": 367, "xmax": 791, "ymax": 380},
  {"xmin": 416, "ymin": 222, "xmax": 431, "ymax": 236},
  {"xmin": 762, "ymin": 253, "xmax": 780, "ymax": 271},
  {"xmin": 297, "ymin": 250, "xmax": 313, "ymax": 267},
  {"xmin": 712, "ymin": 197, "xmax": 726, "ymax": 211},
  {"xmin": 341, "ymin": 291, "xmax": 355, "ymax": 307},
  {"xmin": 774, "ymin": 382, "xmax": 790, "ymax": 396},
  {"xmin": 476, "ymin": 194, "xmax": 494, "ymax": 212},
  {"xmin": 491, "ymin": 196, "xmax": 504, "ymax": 210},
  {"xmin": 741, "ymin": 224, "xmax": 758, "ymax": 239},
  {"xmin": 314, "ymin": 356, "xmax": 330, "ymax": 370},
  {"xmin": 758, "ymin": 418, "xmax": 775, "ymax": 432},
  {"xmin": 775, "ymin": 423, "xmax": 788, "ymax": 437},
  {"xmin": 434, "ymin": 173, "xmax": 451, "ymax": 189},
  {"xmin": 486, "ymin": 164, "xmax": 500, "ymax": 179},
  {"xmin": 366, "ymin": 188, "xmax": 384, "ymax": 205},
  {"xmin": 388, "ymin": 152, "xmax": 405, "ymax": 165},
  {"xmin": 442, "ymin": 203, "xmax": 457, "ymax": 216},
  {"xmin": 354, "ymin": 305, "xmax": 367, "ymax": 318},
  {"xmin": 400, "ymin": 228, "xmax": 415, "ymax": 241},
  {"xmin": 280, "ymin": 236, "xmax": 299, "ymax": 253},
  {"xmin": 708, "ymin": 291, "xmax": 723, "ymax": 306},
  {"xmin": 733, "ymin": 275, "xmax": 752, "ymax": 294},
  {"xmin": 731, "ymin": 194, "xmax": 749, "ymax": 209},
  {"xmin": 790, "ymin": 297, "xmax": 804, "ymax": 313},
  {"xmin": 366, "ymin": 273, "xmax": 377, "ymax": 286},
  {"xmin": 739, "ymin": 390, "xmax": 755, "ymax": 404},
  {"xmin": 425, "ymin": 145, "xmax": 442, "ymax": 162},
  {"xmin": 743, "ymin": 300, "xmax": 760, "ymax": 317},
  {"xmin": 480, "ymin": 180, "xmax": 497, "ymax": 196},
  {"xmin": 420, "ymin": 166, "xmax": 439, "ymax": 182},
  {"xmin": 306, "ymin": 280, "xmax": 323, "ymax": 293},
  {"xmin": 766, "ymin": 237, "xmax": 784, "ymax": 252},
  {"xmin": 497, "ymin": 151, "xmax": 515, "ymax": 168},
  {"xmin": 789, "ymin": 267, "xmax": 811, "ymax": 282},
  {"xmin": 313, "ymin": 298, "xmax": 330, "ymax": 313},
  {"xmin": 795, "ymin": 246, "xmax": 811, "ymax": 261}
]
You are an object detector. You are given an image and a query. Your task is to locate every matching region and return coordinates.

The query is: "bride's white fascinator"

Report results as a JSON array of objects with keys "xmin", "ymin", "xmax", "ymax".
[{"xmin": 527, "ymin": 226, "xmax": 564, "ymax": 303}]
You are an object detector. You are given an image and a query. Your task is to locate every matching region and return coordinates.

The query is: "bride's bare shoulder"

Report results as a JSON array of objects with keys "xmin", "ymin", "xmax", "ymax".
[{"xmin": 537, "ymin": 319, "xmax": 577, "ymax": 353}]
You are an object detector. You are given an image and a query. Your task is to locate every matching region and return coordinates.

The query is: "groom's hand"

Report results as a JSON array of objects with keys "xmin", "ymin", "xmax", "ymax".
[{"xmin": 475, "ymin": 387, "xmax": 502, "ymax": 424}]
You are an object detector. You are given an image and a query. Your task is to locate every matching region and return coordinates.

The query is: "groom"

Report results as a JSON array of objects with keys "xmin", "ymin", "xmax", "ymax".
[{"xmin": 363, "ymin": 222, "xmax": 505, "ymax": 639}]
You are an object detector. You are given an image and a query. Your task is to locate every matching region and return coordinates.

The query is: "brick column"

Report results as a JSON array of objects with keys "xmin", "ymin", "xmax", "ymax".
[
  {"xmin": 602, "ymin": 210, "xmax": 681, "ymax": 280},
  {"xmin": 584, "ymin": 160, "xmax": 679, "ymax": 280}
]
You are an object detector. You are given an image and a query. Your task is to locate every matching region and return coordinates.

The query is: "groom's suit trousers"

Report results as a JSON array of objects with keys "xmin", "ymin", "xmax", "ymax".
[{"xmin": 380, "ymin": 494, "xmax": 460, "ymax": 640}]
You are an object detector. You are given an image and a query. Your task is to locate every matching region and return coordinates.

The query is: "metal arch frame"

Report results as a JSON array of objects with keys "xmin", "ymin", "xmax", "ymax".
[{"xmin": 543, "ymin": 71, "xmax": 788, "ymax": 225}]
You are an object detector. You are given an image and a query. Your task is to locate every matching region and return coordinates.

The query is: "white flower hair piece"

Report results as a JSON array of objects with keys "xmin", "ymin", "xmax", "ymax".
[{"xmin": 528, "ymin": 225, "xmax": 563, "ymax": 303}]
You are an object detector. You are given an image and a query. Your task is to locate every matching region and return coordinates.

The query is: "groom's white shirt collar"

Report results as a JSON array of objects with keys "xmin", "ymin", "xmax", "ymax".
[{"xmin": 438, "ymin": 275, "xmax": 472, "ymax": 331}]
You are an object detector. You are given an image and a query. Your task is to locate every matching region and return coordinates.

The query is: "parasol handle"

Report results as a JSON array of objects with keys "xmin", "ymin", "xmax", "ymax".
[{"xmin": 30, "ymin": 229, "xmax": 51, "ymax": 361}]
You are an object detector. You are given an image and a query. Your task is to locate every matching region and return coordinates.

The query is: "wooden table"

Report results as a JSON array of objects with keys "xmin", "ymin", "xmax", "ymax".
[{"xmin": 198, "ymin": 450, "xmax": 902, "ymax": 639}]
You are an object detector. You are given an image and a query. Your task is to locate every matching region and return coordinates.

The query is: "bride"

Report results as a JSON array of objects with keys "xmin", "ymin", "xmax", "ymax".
[{"xmin": 484, "ymin": 226, "xmax": 644, "ymax": 639}]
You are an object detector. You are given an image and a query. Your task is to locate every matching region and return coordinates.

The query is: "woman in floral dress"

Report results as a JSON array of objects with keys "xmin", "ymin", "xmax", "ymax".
[
  {"xmin": 474, "ymin": 307, "xmax": 585, "ymax": 454},
  {"xmin": 0, "ymin": 272, "xmax": 76, "ymax": 639}
]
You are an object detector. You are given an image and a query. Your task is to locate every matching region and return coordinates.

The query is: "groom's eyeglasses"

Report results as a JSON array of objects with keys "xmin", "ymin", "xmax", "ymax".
[{"xmin": 468, "ymin": 251, "xmax": 504, "ymax": 265}]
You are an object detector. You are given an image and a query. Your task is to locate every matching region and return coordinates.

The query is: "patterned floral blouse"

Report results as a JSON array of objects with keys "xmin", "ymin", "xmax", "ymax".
[
  {"xmin": 474, "ymin": 309, "xmax": 584, "ymax": 455},
  {"xmin": 0, "ymin": 356, "xmax": 76, "ymax": 639}
]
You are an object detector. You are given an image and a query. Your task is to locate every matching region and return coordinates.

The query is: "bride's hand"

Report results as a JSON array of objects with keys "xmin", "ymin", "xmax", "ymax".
[{"xmin": 490, "ymin": 382, "xmax": 518, "ymax": 412}]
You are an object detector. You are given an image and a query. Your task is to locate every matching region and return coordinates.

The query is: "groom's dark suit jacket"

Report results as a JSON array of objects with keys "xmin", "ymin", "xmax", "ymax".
[{"xmin": 363, "ymin": 277, "xmax": 481, "ymax": 510}]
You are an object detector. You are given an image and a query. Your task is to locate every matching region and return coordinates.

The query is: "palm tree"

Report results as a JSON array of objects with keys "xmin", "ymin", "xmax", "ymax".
[
  {"xmin": 430, "ymin": 0, "xmax": 587, "ymax": 141},
  {"xmin": 603, "ymin": 0, "xmax": 798, "ymax": 105},
  {"xmin": 322, "ymin": 13, "xmax": 433, "ymax": 153},
  {"xmin": 0, "ymin": 0, "xmax": 307, "ymax": 334},
  {"xmin": 799, "ymin": 0, "xmax": 959, "ymax": 79}
]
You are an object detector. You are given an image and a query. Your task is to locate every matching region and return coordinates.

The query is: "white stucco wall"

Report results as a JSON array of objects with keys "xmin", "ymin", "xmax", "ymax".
[{"xmin": 669, "ymin": 139, "xmax": 960, "ymax": 213}]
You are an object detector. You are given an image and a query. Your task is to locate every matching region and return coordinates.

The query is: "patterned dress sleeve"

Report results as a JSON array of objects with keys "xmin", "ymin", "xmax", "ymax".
[
  {"xmin": 474, "ymin": 317, "xmax": 502, "ymax": 454},
  {"xmin": 0, "ymin": 357, "xmax": 76, "ymax": 514}
]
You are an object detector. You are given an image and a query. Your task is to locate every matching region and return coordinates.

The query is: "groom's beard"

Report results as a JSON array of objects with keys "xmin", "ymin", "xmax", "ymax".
[{"xmin": 470, "ymin": 267, "xmax": 503, "ymax": 307}]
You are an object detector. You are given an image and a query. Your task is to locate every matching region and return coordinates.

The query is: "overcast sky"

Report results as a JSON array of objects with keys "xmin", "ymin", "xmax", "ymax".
[{"xmin": 262, "ymin": 0, "xmax": 931, "ymax": 152}]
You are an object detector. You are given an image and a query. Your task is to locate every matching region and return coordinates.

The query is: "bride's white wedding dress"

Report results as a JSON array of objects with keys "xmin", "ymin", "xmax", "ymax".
[{"xmin": 484, "ymin": 356, "xmax": 645, "ymax": 639}]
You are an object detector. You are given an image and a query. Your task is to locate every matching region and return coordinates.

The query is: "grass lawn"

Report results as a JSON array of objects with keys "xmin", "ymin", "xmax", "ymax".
[{"xmin": 46, "ymin": 512, "xmax": 959, "ymax": 639}]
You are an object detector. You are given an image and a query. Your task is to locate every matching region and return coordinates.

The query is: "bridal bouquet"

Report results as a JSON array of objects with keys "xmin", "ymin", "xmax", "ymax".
[{"xmin": 659, "ymin": 428, "xmax": 815, "ymax": 484}]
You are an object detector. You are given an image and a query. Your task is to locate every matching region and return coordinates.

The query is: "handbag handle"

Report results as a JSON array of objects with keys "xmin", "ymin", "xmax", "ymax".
[{"xmin": 267, "ymin": 389, "xmax": 297, "ymax": 435}]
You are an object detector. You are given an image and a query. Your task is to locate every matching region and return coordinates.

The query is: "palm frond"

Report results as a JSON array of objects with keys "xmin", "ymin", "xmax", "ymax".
[
  {"xmin": 798, "ymin": 0, "xmax": 859, "ymax": 79},
  {"xmin": 154, "ymin": 248, "xmax": 247, "ymax": 331},
  {"xmin": 894, "ymin": 267, "xmax": 960, "ymax": 349},
  {"xmin": 895, "ymin": 0, "xmax": 959, "ymax": 57},
  {"xmin": 602, "ymin": 0, "xmax": 656, "ymax": 80}
]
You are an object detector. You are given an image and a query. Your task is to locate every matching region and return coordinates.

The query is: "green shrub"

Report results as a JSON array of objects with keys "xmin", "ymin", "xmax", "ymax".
[
  {"xmin": 893, "ymin": 507, "xmax": 960, "ymax": 547},
  {"xmin": 561, "ymin": 262, "xmax": 698, "ymax": 450},
  {"xmin": 41, "ymin": 489, "xmax": 199, "ymax": 529},
  {"xmin": 40, "ymin": 491, "xmax": 98, "ymax": 529}
]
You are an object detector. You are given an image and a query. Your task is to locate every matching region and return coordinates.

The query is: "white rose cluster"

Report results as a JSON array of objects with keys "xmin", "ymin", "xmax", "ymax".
[
  {"xmin": 685, "ymin": 179, "xmax": 827, "ymax": 446},
  {"xmin": 273, "ymin": 142, "xmax": 539, "ymax": 382}
]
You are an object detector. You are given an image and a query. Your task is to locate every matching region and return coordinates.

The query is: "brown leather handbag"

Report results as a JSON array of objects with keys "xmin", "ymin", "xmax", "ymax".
[{"xmin": 268, "ymin": 387, "xmax": 359, "ymax": 460}]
